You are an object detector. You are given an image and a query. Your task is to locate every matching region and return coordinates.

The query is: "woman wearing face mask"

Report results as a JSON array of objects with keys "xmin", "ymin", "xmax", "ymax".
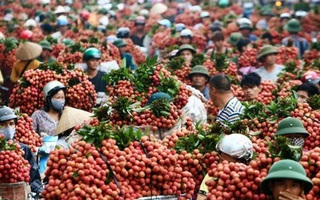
[
  {"xmin": 275, "ymin": 117, "xmax": 309, "ymax": 149},
  {"xmin": 31, "ymin": 80, "xmax": 66, "ymax": 136},
  {"xmin": 0, "ymin": 106, "xmax": 42, "ymax": 194}
]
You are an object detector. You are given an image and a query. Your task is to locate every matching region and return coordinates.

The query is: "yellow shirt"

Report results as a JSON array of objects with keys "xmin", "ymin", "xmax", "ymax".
[
  {"xmin": 10, "ymin": 59, "xmax": 41, "ymax": 83},
  {"xmin": 199, "ymin": 173, "xmax": 213, "ymax": 196}
]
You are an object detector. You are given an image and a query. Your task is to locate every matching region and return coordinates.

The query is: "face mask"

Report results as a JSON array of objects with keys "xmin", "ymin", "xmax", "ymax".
[
  {"xmin": 290, "ymin": 137, "xmax": 305, "ymax": 147},
  {"xmin": 51, "ymin": 99, "xmax": 65, "ymax": 112},
  {"xmin": 0, "ymin": 127, "xmax": 16, "ymax": 140}
]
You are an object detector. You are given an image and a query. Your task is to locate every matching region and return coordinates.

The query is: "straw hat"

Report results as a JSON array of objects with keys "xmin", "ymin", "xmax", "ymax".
[
  {"xmin": 16, "ymin": 42, "xmax": 42, "ymax": 61},
  {"xmin": 55, "ymin": 106, "xmax": 93, "ymax": 135},
  {"xmin": 150, "ymin": 3, "xmax": 168, "ymax": 15}
]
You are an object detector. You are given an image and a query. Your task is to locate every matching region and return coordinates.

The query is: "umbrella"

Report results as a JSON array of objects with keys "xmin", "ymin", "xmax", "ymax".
[{"xmin": 55, "ymin": 106, "xmax": 93, "ymax": 135}]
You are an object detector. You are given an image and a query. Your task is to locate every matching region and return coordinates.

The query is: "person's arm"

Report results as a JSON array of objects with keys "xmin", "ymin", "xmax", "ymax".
[
  {"xmin": 0, "ymin": 70, "xmax": 4, "ymax": 85},
  {"xmin": 10, "ymin": 64, "xmax": 18, "ymax": 83}
]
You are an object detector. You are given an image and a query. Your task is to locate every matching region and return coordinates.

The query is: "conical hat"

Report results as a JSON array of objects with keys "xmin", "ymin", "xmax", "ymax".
[
  {"xmin": 16, "ymin": 42, "xmax": 42, "ymax": 61},
  {"xmin": 55, "ymin": 106, "xmax": 93, "ymax": 135},
  {"xmin": 150, "ymin": 3, "xmax": 168, "ymax": 15}
]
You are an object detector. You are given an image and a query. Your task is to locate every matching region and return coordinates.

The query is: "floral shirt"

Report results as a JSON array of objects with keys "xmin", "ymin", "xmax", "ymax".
[{"xmin": 31, "ymin": 110, "xmax": 58, "ymax": 136}]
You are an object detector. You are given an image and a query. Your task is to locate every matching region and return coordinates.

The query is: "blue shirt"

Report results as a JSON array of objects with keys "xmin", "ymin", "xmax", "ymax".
[
  {"xmin": 282, "ymin": 34, "xmax": 309, "ymax": 58},
  {"xmin": 202, "ymin": 86, "xmax": 210, "ymax": 100}
]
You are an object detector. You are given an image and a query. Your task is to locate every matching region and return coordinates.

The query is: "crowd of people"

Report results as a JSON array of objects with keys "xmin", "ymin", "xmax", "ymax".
[{"xmin": 0, "ymin": 0, "xmax": 320, "ymax": 199}]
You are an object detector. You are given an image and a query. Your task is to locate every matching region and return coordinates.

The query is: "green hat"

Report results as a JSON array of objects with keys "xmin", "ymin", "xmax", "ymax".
[
  {"xmin": 257, "ymin": 44, "xmax": 278, "ymax": 60},
  {"xmin": 285, "ymin": 19, "xmax": 302, "ymax": 33},
  {"xmin": 99, "ymin": 8, "xmax": 108, "ymax": 15},
  {"xmin": 129, "ymin": 14, "xmax": 137, "ymax": 21},
  {"xmin": 62, "ymin": 38, "xmax": 74, "ymax": 46},
  {"xmin": 147, "ymin": 92, "xmax": 171, "ymax": 104},
  {"xmin": 113, "ymin": 39, "xmax": 127, "ymax": 48},
  {"xmin": 188, "ymin": 65, "xmax": 210, "ymax": 80},
  {"xmin": 83, "ymin": 47, "xmax": 101, "ymax": 61},
  {"xmin": 176, "ymin": 44, "xmax": 196, "ymax": 56},
  {"xmin": 39, "ymin": 40, "xmax": 52, "ymax": 51},
  {"xmin": 260, "ymin": 159, "xmax": 313, "ymax": 195},
  {"xmin": 239, "ymin": 22, "xmax": 252, "ymax": 30},
  {"xmin": 228, "ymin": 32, "xmax": 243, "ymax": 46},
  {"xmin": 275, "ymin": 117, "xmax": 309, "ymax": 137},
  {"xmin": 261, "ymin": 7, "xmax": 274, "ymax": 16}
]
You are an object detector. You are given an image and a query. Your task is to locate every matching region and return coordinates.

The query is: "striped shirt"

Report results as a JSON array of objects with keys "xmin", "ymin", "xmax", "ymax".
[
  {"xmin": 282, "ymin": 35, "xmax": 309, "ymax": 58},
  {"xmin": 217, "ymin": 97, "xmax": 244, "ymax": 125}
]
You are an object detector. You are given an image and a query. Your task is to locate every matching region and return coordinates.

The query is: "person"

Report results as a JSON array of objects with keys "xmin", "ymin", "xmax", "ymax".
[
  {"xmin": 174, "ymin": 23, "xmax": 186, "ymax": 33},
  {"xmin": 254, "ymin": 44, "xmax": 284, "ymax": 83},
  {"xmin": 198, "ymin": 133, "xmax": 254, "ymax": 199},
  {"xmin": 113, "ymin": 39, "xmax": 137, "ymax": 70},
  {"xmin": 280, "ymin": 13, "xmax": 291, "ymax": 27},
  {"xmin": 10, "ymin": 42, "xmax": 42, "ymax": 83},
  {"xmin": 260, "ymin": 159, "xmax": 313, "ymax": 200},
  {"xmin": 194, "ymin": 11, "xmax": 211, "ymax": 30},
  {"xmin": 51, "ymin": 15, "xmax": 69, "ymax": 43},
  {"xmin": 32, "ymin": 81, "xmax": 66, "ymax": 136},
  {"xmin": 38, "ymin": 40, "xmax": 56, "ymax": 63},
  {"xmin": 211, "ymin": 31, "xmax": 228, "ymax": 54},
  {"xmin": 296, "ymin": 83, "xmax": 319, "ymax": 103},
  {"xmin": 230, "ymin": 38, "xmax": 253, "ymax": 69},
  {"xmin": 188, "ymin": 65, "xmax": 210, "ymax": 100},
  {"xmin": 241, "ymin": 72, "xmax": 262, "ymax": 101},
  {"xmin": 282, "ymin": 19, "xmax": 309, "ymax": 58},
  {"xmin": 0, "ymin": 106, "xmax": 42, "ymax": 194},
  {"xmin": 301, "ymin": 71, "xmax": 320, "ymax": 92},
  {"xmin": 239, "ymin": 22, "xmax": 258, "ymax": 42},
  {"xmin": 227, "ymin": 32, "xmax": 243, "ymax": 49},
  {"xmin": 261, "ymin": 32, "xmax": 273, "ymax": 45},
  {"xmin": 209, "ymin": 74, "xmax": 244, "ymax": 124},
  {"xmin": 256, "ymin": 9, "xmax": 274, "ymax": 30},
  {"xmin": 130, "ymin": 16, "xmax": 147, "ymax": 47},
  {"xmin": 275, "ymin": 117, "xmax": 309, "ymax": 148},
  {"xmin": 206, "ymin": 20, "xmax": 223, "ymax": 49},
  {"xmin": 158, "ymin": 19, "xmax": 171, "ymax": 31},
  {"xmin": 82, "ymin": 47, "xmax": 107, "ymax": 93},
  {"xmin": 116, "ymin": 27, "xmax": 130, "ymax": 39},
  {"xmin": 180, "ymin": 29, "xmax": 193, "ymax": 45},
  {"xmin": 40, "ymin": 23, "xmax": 53, "ymax": 36},
  {"xmin": 176, "ymin": 44, "xmax": 196, "ymax": 66}
]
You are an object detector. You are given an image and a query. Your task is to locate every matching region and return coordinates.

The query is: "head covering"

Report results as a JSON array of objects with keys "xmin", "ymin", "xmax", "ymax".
[
  {"xmin": 176, "ymin": 44, "xmax": 196, "ymax": 56},
  {"xmin": 239, "ymin": 22, "xmax": 253, "ymax": 30},
  {"xmin": 54, "ymin": 5, "xmax": 67, "ymax": 15},
  {"xmin": 188, "ymin": 65, "xmax": 210, "ymax": 80},
  {"xmin": 260, "ymin": 159, "xmax": 313, "ymax": 195},
  {"xmin": 180, "ymin": 29, "xmax": 193, "ymax": 37},
  {"xmin": 150, "ymin": 3, "xmax": 168, "ymax": 15},
  {"xmin": 257, "ymin": 45, "xmax": 278, "ymax": 60},
  {"xmin": 113, "ymin": 39, "xmax": 127, "ymax": 48},
  {"xmin": 147, "ymin": 92, "xmax": 171, "ymax": 104},
  {"xmin": 175, "ymin": 23, "xmax": 186, "ymax": 32},
  {"xmin": 200, "ymin": 11, "xmax": 210, "ymax": 18},
  {"xmin": 228, "ymin": 32, "xmax": 243, "ymax": 46},
  {"xmin": 285, "ymin": 19, "xmax": 302, "ymax": 33},
  {"xmin": 158, "ymin": 19, "xmax": 171, "ymax": 28},
  {"xmin": 275, "ymin": 117, "xmax": 309, "ymax": 137},
  {"xmin": 280, "ymin": 13, "xmax": 291, "ymax": 19},
  {"xmin": 106, "ymin": 35, "xmax": 117, "ymax": 43},
  {"xmin": 16, "ymin": 42, "xmax": 42, "ymax": 61},
  {"xmin": 24, "ymin": 19, "xmax": 37, "ymax": 28},
  {"xmin": 135, "ymin": 16, "xmax": 146, "ymax": 25},
  {"xmin": 39, "ymin": 40, "xmax": 52, "ymax": 51}
]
